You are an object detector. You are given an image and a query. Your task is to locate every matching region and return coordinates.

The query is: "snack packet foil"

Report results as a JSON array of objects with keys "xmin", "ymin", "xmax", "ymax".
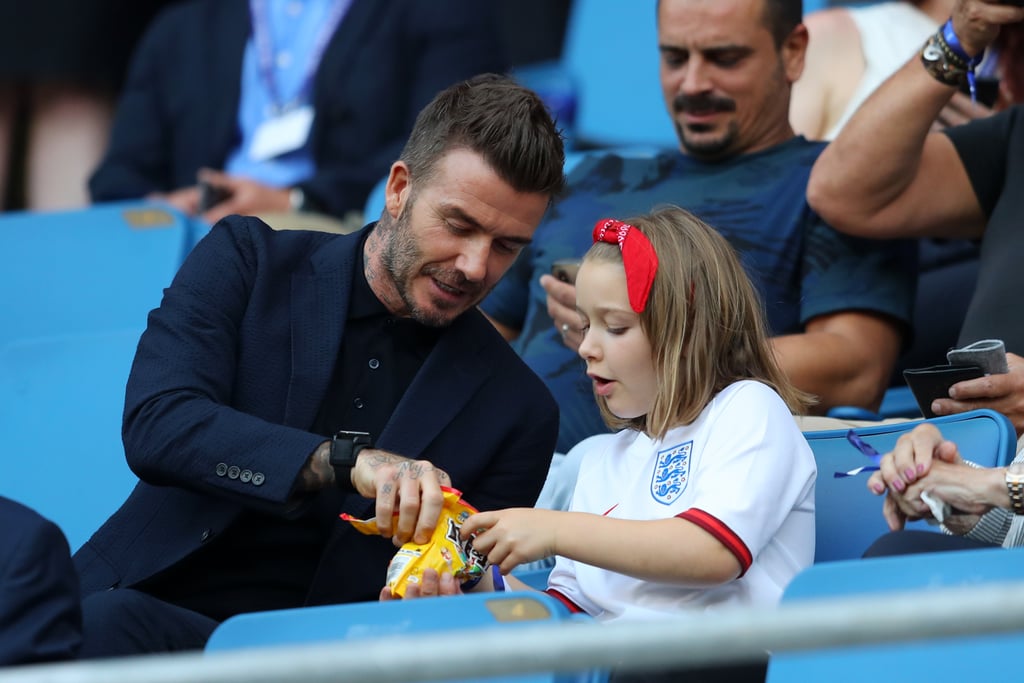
[{"xmin": 340, "ymin": 486, "xmax": 487, "ymax": 597}]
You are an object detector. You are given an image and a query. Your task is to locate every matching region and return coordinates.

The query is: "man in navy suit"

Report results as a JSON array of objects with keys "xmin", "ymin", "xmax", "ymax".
[
  {"xmin": 0, "ymin": 497, "xmax": 81, "ymax": 666},
  {"xmin": 88, "ymin": 0, "xmax": 506, "ymax": 224},
  {"xmin": 74, "ymin": 73, "xmax": 566, "ymax": 657}
]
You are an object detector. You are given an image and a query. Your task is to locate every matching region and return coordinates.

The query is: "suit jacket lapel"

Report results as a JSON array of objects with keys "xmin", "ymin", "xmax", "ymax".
[
  {"xmin": 377, "ymin": 313, "xmax": 490, "ymax": 458},
  {"xmin": 283, "ymin": 233, "xmax": 360, "ymax": 428},
  {"xmin": 312, "ymin": 0, "xmax": 379, "ymax": 103}
]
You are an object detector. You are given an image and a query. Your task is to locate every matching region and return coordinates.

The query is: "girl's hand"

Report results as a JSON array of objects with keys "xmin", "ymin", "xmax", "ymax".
[{"xmin": 464, "ymin": 508, "xmax": 559, "ymax": 574}]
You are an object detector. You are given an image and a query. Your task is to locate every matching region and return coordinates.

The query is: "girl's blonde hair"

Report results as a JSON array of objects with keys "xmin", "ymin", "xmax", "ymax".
[{"xmin": 584, "ymin": 205, "xmax": 813, "ymax": 439}]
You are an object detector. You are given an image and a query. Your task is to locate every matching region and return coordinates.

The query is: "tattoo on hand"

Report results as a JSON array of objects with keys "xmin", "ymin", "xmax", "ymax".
[{"xmin": 301, "ymin": 442, "xmax": 334, "ymax": 491}]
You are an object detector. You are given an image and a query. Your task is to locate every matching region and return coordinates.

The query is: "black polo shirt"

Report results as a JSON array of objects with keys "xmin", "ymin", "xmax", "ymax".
[{"xmin": 141, "ymin": 233, "xmax": 441, "ymax": 621}]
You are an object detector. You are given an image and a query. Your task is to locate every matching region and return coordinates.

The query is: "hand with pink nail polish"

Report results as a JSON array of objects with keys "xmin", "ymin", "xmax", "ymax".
[{"xmin": 867, "ymin": 423, "xmax": 964, "ymax": 530}]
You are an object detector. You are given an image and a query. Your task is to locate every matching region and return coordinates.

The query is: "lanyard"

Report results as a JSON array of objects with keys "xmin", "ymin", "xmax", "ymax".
[{"xmin": 249, "ymin": 0, "xmax": 352, "ymax": 113}]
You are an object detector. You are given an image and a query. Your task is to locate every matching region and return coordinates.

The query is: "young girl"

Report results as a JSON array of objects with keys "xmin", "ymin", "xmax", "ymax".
[{"xmin": 390, "ymin": 206, "xmax": 817, "ymax": 679}]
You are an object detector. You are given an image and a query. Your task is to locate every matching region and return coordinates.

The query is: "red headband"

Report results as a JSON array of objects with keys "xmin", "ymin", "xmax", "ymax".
[{"xmin": 592, "ymin": 218, "xmax": 659, "ymax": 313}]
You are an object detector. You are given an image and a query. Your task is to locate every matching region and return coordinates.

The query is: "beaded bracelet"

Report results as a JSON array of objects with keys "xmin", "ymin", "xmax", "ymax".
[
  {"xmin": 922, "ymin": 32, "xmax": 969, "ymax": 87},
  {"xmin": 941, "ymin": 19, "xmax": 983, "ymax": 101}
]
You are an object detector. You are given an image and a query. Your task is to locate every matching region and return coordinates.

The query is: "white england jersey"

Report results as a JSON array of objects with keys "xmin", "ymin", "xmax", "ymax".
[{"xmin": 547, "ymin": 380, "xmax": 816, "ymax": 623}]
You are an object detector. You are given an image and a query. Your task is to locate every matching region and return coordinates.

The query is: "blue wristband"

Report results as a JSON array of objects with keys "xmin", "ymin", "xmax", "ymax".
[
  {"xmin": 491, "ymin": 565, "xmax": 506, "ymax": 592},
  {"xmin": 462, "ymin": 572, "xmax": 484, "ymax": 592},
  {"xmin": 941, "ymin": 19, "xmax": 983, "ymax": 101}
]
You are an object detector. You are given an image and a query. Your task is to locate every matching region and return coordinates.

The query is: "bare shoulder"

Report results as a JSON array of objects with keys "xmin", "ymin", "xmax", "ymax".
[{"xmin": 793, "ymin": 7, "xmax": 865, "ymax": 138}]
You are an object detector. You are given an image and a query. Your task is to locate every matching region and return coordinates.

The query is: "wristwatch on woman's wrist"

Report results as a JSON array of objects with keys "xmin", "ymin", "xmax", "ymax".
[
  {"xmin": 329, "ymin": 430, "xmax": 372, "ymax": 492},
  {"xmin": 1005, "ymin": 463, "xmax": 1024, "ymax": 514}
]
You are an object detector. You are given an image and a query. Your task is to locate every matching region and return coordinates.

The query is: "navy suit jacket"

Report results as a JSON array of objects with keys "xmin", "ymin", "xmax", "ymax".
[
  {"xmin": 88, "ymin": 0, "xmax": 506, "ymax": 219},
  {"xmin": 73, "ymin": 216, "xmax": 558, "ymax": 606},
  {"xmin": 0, "ymin": 497, "xmax": 81, "ymax": 665}
]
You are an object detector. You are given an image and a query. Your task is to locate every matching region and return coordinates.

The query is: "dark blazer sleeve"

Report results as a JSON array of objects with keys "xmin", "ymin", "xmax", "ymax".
[
  {"xmin": 0, "ymin": 498, "xmax": 82, "ymax": 666},
  {"xmin": 298, "ymin": 0, "xmax": 509, "ymax": 217},
  {"xmin": 120, "ymin": 217, "xmax": 330, "ymax": 510}
]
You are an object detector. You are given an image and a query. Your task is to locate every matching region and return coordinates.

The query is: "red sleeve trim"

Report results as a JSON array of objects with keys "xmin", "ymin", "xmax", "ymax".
[
  {"xmin": 544, "ymin": 588, "xmax": 586, "ymax": 614},
  {"xmin": 677, "ymin": 508, "xmax": 753, "ymax": 576}
]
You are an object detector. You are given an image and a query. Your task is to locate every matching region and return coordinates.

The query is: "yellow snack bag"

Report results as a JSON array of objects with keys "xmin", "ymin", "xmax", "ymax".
[{"xmin": 340, "ymin": 486, "xmax": 487, "ymax": 597}]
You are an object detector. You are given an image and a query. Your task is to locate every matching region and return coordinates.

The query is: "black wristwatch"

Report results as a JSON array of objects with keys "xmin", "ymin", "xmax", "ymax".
[{"xmin": 329, "ymin": 430, "xmax": 373, "ymax": 492}]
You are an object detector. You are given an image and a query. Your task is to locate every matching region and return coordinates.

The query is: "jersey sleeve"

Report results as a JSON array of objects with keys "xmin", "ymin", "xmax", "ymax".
[{"xmin": 681, "ymin": 383, "xmax": 816, "ymax": 570}]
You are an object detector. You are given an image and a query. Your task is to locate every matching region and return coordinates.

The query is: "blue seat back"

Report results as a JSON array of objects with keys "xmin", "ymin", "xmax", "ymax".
[
  {"xmin": 806, "ymin": 409, "xmax": 1016, "ymax": 563},
  {"xmin": 0, "ymin": 331, "xmax": 142, "ymax": 551},
  {"xmin": 0, "ymin": 203, "xmax": 201, "ymax": 344},
  {"xmin": 207, "ymin": 590, "xmax": 602, "ymax": 683},
  {"xmin": 0, "ymin": 202, "xmax": 201, "ymax": 550},
  {"xmin": 767, "ymin": 546, "xmax": 1024, "ymax": 682},
  {"xmin": 560, "ymin": 0, "xmax": 675, "ymax": 149}
]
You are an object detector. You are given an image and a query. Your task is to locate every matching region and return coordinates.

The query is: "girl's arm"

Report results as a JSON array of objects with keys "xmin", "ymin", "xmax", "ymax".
[{"xmin": 465, "ymin": 508, "xmax": 741, "ymax": 586}]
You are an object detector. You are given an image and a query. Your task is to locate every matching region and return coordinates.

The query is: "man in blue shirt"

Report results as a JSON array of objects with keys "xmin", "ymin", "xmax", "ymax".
[{"xmin": 482, "ymin": 0, "xmax": 916, "ymax": 460}]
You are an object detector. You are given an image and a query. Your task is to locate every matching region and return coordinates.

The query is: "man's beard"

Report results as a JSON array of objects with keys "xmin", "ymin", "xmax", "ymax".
[
  {"xmin": 378, "ymin": 208, "xmax": 486, "ymax": 328},
  {"xmin": 672, "ymin": 92, "xmax": 739, "ymax": 160}
]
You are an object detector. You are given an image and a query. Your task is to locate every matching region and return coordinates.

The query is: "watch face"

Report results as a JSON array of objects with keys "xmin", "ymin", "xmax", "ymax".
[{"xmin": 923, "ymin": 43, "xmax": 943, "ymax": 62}]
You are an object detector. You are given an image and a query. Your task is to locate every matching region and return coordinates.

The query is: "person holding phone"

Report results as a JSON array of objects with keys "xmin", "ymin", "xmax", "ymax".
[
  {"xmin": 808, "ymin": 0, "xmax": 1024, "ymax": 434},
  {"xmin": 88, "ymin": 0, "xmax": 506, "ymax": 227},
  {"xmin": 483, "ymin": 0, "xmax": 916, "ymax": 461}
]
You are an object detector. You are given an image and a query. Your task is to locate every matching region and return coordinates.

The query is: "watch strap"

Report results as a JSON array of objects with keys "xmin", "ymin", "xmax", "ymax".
[
  {"xmin": 1007, "ymin": 468, "xmax": 1024, "ymax": 515},
  {"xmin": 329, "ymin": 432, "xmax": 372, "ymax": 492}
]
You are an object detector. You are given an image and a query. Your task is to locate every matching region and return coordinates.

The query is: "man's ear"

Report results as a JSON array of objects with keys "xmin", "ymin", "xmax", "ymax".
[
  {"xmin": 385, "ymin": 161, "xmax": 411, "ymax": 219},
  {"xmin": 781, "ymin": 22, "xmax": 809, "ymax": 84}
]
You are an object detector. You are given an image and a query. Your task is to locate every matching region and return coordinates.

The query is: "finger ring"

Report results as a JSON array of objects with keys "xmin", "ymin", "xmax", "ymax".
[{"xmin": 561, "ymin": 323, "xmax": 570, "ymax": 335}]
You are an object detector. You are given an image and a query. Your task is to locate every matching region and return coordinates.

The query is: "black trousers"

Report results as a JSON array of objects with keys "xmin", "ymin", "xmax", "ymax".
[
  {"xmin": 863, "ymin": 530, "xmax": 999, "ymax": 558},
  {"xmin": 79, "ymin": 588, "xmax": 218, "ymax": 659}
]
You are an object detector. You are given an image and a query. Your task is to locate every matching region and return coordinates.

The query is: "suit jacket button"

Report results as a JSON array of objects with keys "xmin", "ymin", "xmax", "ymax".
[
  {"xmin": 216, "ymin": 463, "xmax": 228, "ymax": 477},
  {"xmin": 201, "ymin": 529, "xmax": 213, "ymax": 542},
  {"xmin": 227, "ymin": 466, "xmax": 240, "ymax": 480},
  {"xmin": 252, "ymin": 472, "xmax": 265, "ymax": 486},
  {"xmin": 240, "ymin": 469, "xmax": 253, "ymax": 483}
]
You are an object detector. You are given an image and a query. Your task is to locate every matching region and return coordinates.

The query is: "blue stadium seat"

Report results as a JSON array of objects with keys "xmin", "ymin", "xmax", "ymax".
[
  {"xmin": 207, "ymin": 590, "xmax": 606, "ymax": 683},
  {"xmin": 0, "ymin": 330, "xmax": 142, "ymax": 551},
  {"xmin": 513, "ymin": 0, "xmax": 676, "ymax": 150},
  {"xmin": 511, "ymin": 566, "xmax": 554, "ymax": 592},
  {"xmin": 805, "ymin": 409, "xmax": 1016, "ymax": 563},
  {"xmin": 0, "ymin": 202, "xmax": 203, "ymax": 344},
  {"xmin": 766, "ymin": 546, "xmax": 1024, "ymax": 682},
  {"xmin": 0, "ymin": 201, "xmax": 202, "ymax": 550}
]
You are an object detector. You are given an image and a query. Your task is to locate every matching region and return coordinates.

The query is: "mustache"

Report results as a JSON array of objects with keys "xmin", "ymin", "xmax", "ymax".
[
  {"xmin": 423, "ymin": 265, "xmax": 484, "ymax": 295},
  {"xmin": 673, "ymin": 93, "xmax": 736, "ymax": 114}
]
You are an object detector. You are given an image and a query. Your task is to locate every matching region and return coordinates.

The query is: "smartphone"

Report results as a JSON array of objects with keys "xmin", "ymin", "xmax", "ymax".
[
  {"xmin": 551, "ymin": 258, "xmax": 582, "ymax": 285},
  {"xmin": 959, "ymin": 76, "xmax": 1001, "ymax": 108},
  {"xmin": 902, "ymin": 364, "xmax": 986, "ymax": 418},
  {"xmin": 198, "ymin": 180, "xmax": 232, "ymax": 212}
]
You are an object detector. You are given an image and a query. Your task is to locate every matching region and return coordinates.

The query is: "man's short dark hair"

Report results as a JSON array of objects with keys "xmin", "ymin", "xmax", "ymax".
[
  {"xmin": 399, "ymin": 73, "xmax": 566, "ymax": 200},
  {"xmin": 762, "ymin": 0, "xmax": 803, "ymax": 48},
  {"xmin": 656, "ymin": 0, "xmax": 803, "ymax": 50}
]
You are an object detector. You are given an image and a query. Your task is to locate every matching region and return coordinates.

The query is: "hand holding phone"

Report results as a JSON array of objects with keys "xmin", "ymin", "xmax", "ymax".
[
  {"xmin": 198, "ymin": 180, "xmax": 233, "ymax": 213},
  {"xmin": 550, "ymin": 259, "xmax": 581, "ymax": 285},
  {"xmin": 903, "ymin": 364, "xmax": 987, "ymax": 418}
]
